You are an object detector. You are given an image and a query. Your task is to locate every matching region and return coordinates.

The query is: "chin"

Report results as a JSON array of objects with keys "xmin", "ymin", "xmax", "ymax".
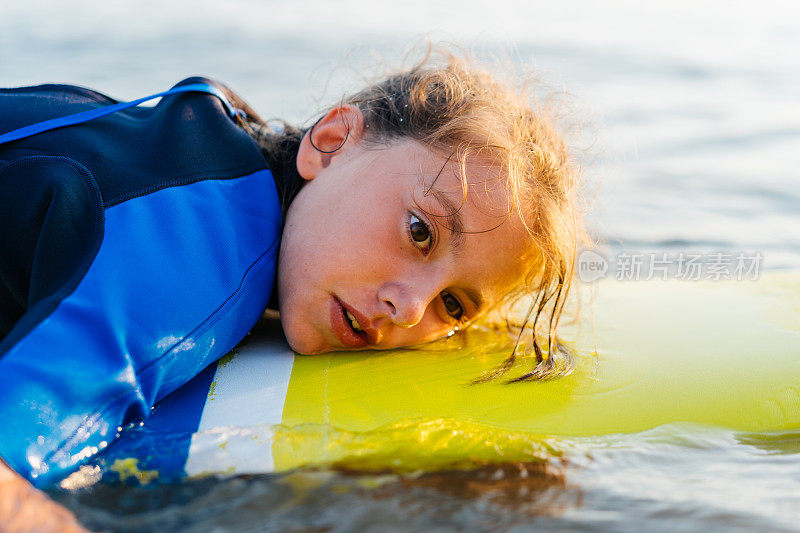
[
  {"xmin": 281, "ymin": 316, "xmax": 330, "ymax": 355},
  {"xmin": 288, "ymin": 341, "xmax": 331, "ymax": 356}
]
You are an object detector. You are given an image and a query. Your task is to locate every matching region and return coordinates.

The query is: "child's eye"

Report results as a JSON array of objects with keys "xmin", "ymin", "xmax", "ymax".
[
  {"xmin": 408, "ymin": 214, "xmax": 432, "ymax": 253},
  {"xmin": 440, "ymin": 291, "xmax": 464, "ymax": 321}
]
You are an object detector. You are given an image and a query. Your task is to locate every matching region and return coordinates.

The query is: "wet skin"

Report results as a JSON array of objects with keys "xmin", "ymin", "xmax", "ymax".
[{"xmin": 277, "ymin": 106, "xmax": 531, "ymax": 354}]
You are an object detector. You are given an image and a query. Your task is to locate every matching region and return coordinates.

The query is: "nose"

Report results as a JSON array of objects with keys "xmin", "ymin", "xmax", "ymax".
[{"xmin": 377, "ymin": 280, "xmax": 435, "ymax": 328}]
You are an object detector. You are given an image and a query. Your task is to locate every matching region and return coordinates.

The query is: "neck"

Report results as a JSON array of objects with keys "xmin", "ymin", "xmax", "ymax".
[{"xmin": 249, "ymin": 121, "xmax": 307, "ymax": 218}]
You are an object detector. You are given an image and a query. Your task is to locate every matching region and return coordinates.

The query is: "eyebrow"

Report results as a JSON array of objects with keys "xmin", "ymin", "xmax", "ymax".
[
  {"xmin": 424, "ymin": 188, "xmax": 486, "ymax": 314},
  {"xmin": 461, "ymin": 286, "xmax": 486, "ymax": 315},
  {"xmin": 426, "ymin": 188, "xmax": 466, "ymax": 251}
]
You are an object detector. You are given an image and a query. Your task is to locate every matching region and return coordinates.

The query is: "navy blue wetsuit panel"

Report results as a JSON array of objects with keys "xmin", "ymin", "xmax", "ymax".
[{"xmin": 0, "ymin": 156, "xmax": 103, "ymax": 341}]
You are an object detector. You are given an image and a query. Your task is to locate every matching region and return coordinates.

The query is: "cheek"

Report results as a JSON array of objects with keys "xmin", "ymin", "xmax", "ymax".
[
  {"xmin": 383, "ymin": 308, "xmax": 451, "ymax": 348},
  {"xmin": 277, "ymin": 197, "xmax": 404, "ymax": 309},
  {"xmin": 326, "ymin": 213, "xmax": 405, "ymax": 282}
]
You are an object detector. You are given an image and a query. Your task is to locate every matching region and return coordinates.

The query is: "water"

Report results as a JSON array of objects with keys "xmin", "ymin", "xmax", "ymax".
[
  {"xmin": 49, "ymin": 426, "xmax": 800, "ymax": 532},
  {"xmin": 47, "ymin": 430, "xmax": 800, "ymax": 531},
  {"xmin": 3, "ymin": 1, "xmax": 800, "ymax": 530}
]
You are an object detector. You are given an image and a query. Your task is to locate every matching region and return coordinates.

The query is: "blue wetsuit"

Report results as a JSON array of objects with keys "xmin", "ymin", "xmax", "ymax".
[{"xmin": 0, "ymin": 78, "xmax": 282, "ymax": 486}]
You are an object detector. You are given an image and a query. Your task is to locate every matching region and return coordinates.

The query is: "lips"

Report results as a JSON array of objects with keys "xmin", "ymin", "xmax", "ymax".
[{"xmin": 329, "ymin": 297, "xmax": 378, "ymax": 348}]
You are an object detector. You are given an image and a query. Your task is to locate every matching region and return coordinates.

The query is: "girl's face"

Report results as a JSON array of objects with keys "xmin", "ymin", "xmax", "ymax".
[{"xmin": 277, "ymin": 107, "xmax": 530, "ymax": 355}]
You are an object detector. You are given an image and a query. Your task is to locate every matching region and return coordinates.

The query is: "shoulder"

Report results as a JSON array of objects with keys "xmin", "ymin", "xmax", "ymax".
[
  {"xmin": 0, "ymin": 83, "xmax": 118, "ymax": 116},
  {"xmin": 0, "ymin": 83, "xmax": 118, "ymax": 132},
  {"xmin": 0, "ymin": 82, "xmax": 117, "ymax": 104},
  {"xmin": 172, "ymin": 76, "xmax": 266, "ymax": 125}
]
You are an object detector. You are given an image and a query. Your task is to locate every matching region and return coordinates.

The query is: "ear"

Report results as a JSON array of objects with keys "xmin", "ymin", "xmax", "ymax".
[{"xmin": 296, "ymin": 104, "xmax": 364, "ymax": 181}]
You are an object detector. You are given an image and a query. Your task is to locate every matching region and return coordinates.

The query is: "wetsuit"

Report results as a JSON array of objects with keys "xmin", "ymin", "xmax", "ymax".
[{"xmin": 0, "ymin": 78, "xmax": 282, "ymax": 486}]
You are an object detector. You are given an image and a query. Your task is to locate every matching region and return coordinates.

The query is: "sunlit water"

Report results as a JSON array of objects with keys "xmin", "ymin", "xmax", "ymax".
[{"xmin": 3, "ymin": 1, "xmax": 800, "ymax": 531}]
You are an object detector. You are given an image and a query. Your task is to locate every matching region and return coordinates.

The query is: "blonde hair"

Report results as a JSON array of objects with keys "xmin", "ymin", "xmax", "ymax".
[{"xmin": 254, "ymin": 44, "xmax": 587, "ymax": 382}]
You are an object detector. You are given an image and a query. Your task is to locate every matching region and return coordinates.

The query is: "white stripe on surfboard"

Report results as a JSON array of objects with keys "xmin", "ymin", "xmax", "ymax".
[{"xmin": 184, "ymin": 334, "xmax": 294, "ymax": 476}]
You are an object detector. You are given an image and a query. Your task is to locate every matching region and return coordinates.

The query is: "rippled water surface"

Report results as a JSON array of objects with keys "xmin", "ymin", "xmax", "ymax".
[
  {"xmin": 50, "ymin": 426, "xmax": 800, "ymax": 532},
  {"xmin": 3, "ymin": 1, "xmax": 800, "ymax": 531}
]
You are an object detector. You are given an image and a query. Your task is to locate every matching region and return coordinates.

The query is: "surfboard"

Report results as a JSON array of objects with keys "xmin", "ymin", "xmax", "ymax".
[{"xmin": 78, "ymin": 273, "xmax": 800, "ymax": 486}]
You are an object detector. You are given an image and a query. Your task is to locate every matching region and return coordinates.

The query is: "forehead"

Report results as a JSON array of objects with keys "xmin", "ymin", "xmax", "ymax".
[
  {"xmin": 400, "ymin": 140, "xmax": 534, "ymax": 300},
  {"xmin": 393, "ymin": 140, "xmax": 509, "ymax": 214}
]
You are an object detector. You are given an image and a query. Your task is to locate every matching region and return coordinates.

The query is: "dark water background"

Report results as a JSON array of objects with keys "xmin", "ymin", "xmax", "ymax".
[{"xmin": 3, "ymin": 1, "xmax": 799, "ymax": 531}]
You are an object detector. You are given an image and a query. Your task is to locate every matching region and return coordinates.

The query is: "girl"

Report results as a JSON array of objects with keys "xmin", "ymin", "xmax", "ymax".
[{"xmin": 0, "ymin": 45, "xmax": 583, "ymax": 524}]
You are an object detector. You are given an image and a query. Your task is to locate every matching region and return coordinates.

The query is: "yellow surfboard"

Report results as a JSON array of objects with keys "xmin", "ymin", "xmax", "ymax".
[
  {"xmin": 94, "ymin": 273, "xmax": 800, "ymax": 482},
  {"xmin": 272, "ymin": 273, "xmax": 800, "ymax": 471}
]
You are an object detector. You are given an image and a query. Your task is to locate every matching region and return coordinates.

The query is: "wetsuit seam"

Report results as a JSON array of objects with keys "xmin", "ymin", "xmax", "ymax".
[
  {"xmin": 103, "ymin": 163, "xmax": 268, "ymax": 208},
  {"xmin": 140, "ymin": 235, "xmax": 280, "ymax": 377}
]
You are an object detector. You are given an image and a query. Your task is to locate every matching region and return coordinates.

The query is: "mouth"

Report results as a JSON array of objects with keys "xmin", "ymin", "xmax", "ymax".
[
  {"xmin": 345, "ymin": 309, "xmax": 363, "ymax": 333},
  {"xmin": 330, "ymin": 297, "xmax": 374, "ymax": 348}
]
